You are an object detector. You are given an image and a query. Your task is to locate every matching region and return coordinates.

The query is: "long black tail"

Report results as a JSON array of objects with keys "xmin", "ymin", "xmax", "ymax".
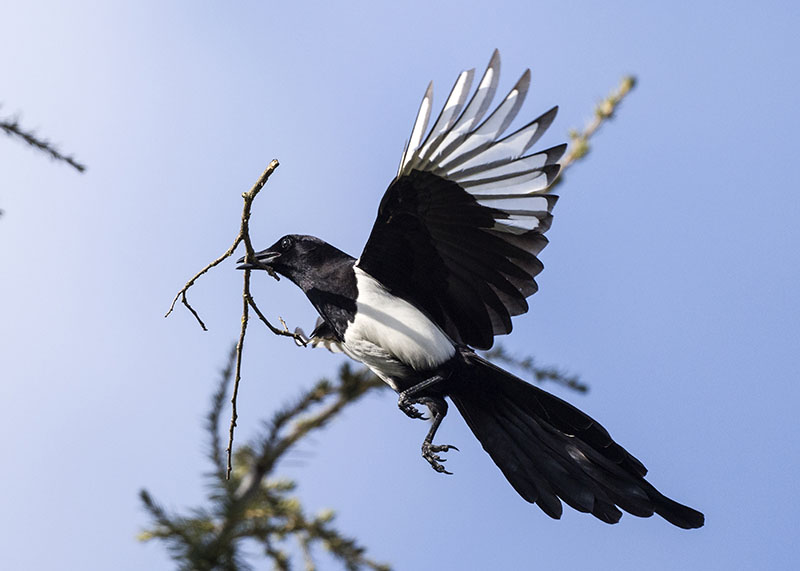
[{"xmin": 448, "ymin": 353, "xmax": 704, "ymax": 528}]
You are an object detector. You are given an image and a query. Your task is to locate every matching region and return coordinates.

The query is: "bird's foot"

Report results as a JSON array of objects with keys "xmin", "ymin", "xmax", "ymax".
[
  {"xmin": 398, "ymin": 394, "xmax": 427, "ymax": 420},
  {"xmin": 397, "ymin": 388, "xmax": 458, "ymax": 474},
  {"xmin": 422, "ymin": 441, "xmax": 459, "ymax": 475}
]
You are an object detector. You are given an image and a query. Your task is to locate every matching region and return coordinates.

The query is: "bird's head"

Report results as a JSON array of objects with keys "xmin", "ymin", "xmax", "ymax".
[{"xmin": 237, "ymin": 234, "xmax": 352, "ymax": 290}]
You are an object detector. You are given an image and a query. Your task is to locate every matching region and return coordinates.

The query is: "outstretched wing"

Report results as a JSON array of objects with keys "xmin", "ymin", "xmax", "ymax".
[{"xmin": 357, "ymin": 50, "xmax": 565, "ymax": 350}]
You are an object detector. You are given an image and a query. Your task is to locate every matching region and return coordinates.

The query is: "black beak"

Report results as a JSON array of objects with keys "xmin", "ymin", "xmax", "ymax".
[{"xmin": 236, "ymin": 250, "xmax": 280, "ymax": 271}]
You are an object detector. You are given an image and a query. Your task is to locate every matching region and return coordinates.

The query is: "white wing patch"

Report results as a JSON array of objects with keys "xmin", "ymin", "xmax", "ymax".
[
  {"xmin": 397, "ymin": 49, "xmax": 563, "ymax": 243},
  {"xmin": 344, "ymin": 268, "xmax": 456, "ymax": 383}
]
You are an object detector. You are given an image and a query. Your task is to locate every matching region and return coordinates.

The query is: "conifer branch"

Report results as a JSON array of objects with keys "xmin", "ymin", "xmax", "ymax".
[
  {"xmin": 550, "ymin": 75, "xmax": 636, "ymax": 189},
  {"xmin": 140, "ymin": 351, "xmax": 389, "ymax": 570},
  {"xmin": 482, "ymin": 346, "xmax": 588, "ymax": 393},
  {"xmin": 1, "ymin": 112, "xmax": 86, "ymax": 172}
]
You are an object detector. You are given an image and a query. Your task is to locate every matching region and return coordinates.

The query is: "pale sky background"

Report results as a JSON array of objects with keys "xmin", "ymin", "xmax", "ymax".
[{"xmin": 2, "ymin": 1, "xmax": 799, "ymax": 569}]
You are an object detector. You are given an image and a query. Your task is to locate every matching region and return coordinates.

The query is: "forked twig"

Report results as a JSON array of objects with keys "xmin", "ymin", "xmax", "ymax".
[
  {"xmin": 164, "ymin": 159, "xmax": 281, "ymax": 328},
  {"xmin": 165, "ymin": 159, "xmax": 309, "ymax": 477}
]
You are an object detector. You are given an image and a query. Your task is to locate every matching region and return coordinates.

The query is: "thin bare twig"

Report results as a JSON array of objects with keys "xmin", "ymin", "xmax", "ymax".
[
  {"xmin": 1, "ymin": 112, "xmax": 86, "ymax": 173},
  {"xmin": 164, "ymin": 159, "xmax": 307, "ymax": 341},
  {"xmin": 208, "ymin": 345, "xmax": 237, "ymax": 476},
  {"xmin": 247, "ymin": 291, "xmax": 307, "ymax": 342},
  {"xmin": 227, "ymin": 283, "xmax": 250, "ymax": 479},
  {"xmin": 165, "ymin": 159, "xmax": 279, "ymax": 326},
  {"xmin": 224, "ymin": 267, "xmax": 310, "ymax": 479},
  {"xmin": 165, "ymin": 159, "xmax": 311, "ymax": 477}
]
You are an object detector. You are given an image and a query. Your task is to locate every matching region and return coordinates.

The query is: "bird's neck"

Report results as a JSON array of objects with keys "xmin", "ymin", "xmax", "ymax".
[{"xmin": 302, "ymin": 258, "xmax": 358, "ymax": 340}]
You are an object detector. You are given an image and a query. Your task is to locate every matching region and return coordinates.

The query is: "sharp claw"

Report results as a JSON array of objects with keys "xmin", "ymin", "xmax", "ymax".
[
  {"xmin": 422, "ymin": 442, "xmax": 458, "ymax": 475},
  {"xmin": 398, "ymin": 400, "xmax": 429, "ymax": 421}
]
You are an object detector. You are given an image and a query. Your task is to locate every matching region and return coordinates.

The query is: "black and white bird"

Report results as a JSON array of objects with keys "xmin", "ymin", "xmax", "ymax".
[{"xmin": 239, "ymin": 50, "xmax": 704, "ymax": 529}]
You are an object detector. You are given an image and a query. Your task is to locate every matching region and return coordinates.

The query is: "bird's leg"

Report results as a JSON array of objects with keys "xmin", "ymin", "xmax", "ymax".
[
  {"xmin": 397, "ymin": 375, "xmax": 459, "ymax": 474},
  {"xmin": 418, "ymin": 395, "xmax": 459, "ymax": 474},
  {"xmin": 397, "ymin": 374, "xmax": 446, "ymax": 420}
]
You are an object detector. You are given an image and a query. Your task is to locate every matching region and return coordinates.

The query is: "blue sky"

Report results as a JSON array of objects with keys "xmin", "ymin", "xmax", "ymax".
[{"xmin": 2, "ymin": 1, "xmax": 799, "ymax": 569}]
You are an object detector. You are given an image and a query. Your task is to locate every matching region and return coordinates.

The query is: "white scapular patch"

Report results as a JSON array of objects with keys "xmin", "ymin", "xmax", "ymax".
[{"xmin": 344, "ymin": 267, "xmax": 456, "ymax": 387}]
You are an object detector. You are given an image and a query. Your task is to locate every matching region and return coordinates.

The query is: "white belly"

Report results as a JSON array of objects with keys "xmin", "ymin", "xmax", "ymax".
[{"xmin": 344, "ymin": 267, "xmax": 455, "ymax": 388}]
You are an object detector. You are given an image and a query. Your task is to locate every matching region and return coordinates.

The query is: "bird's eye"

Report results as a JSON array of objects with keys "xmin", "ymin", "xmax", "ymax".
[{"xmin": 280, "ymin": 237, "xmax": 292, "ymax": 250}]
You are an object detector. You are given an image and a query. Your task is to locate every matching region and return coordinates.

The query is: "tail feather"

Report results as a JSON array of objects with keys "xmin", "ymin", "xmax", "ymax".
[{"xmin": 448, "ymin": 353, "xmax": 704, "ymax": 529}]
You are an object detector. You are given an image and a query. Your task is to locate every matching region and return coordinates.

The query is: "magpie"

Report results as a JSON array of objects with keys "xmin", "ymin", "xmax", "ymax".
[{"xmin": 239, "ymin": 50, "xmax": 704, "ymax": 528}]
